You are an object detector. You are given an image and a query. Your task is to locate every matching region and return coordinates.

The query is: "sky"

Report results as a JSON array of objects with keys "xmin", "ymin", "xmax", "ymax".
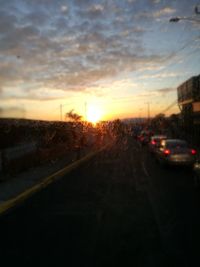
[{"xmin": 0, "ymin": 0, "xmax": 200, "ymax": 121}]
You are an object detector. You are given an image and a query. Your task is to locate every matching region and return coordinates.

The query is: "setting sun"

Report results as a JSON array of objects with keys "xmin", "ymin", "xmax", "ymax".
[{"xmin": 87, "ymin": 105, "xmax": 102, "ymax": 123}]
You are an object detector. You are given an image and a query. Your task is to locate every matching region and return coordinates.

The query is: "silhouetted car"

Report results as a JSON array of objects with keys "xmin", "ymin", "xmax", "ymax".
[
  {"xmin": 148, "ymin": 135, "xmax": 167, "ymax": 154},
  {"xmin": 155, "ymin": 139, "xmax": 197, "ymax": 168},
  {"xmin": 138, "ymin": 130, "xmax": 154, "ymax": 146}
]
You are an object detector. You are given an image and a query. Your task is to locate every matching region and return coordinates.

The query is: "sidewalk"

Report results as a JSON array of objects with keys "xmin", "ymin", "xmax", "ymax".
[{"xmin": 0, "ymin": 146, "xmax": 103, "ymax": 215}]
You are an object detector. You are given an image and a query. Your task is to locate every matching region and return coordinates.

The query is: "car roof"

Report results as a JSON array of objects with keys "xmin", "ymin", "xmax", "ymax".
[
  {"xmin": 162, "ymin": 139, "xmax": 188, "ymax": 145},
  {"xmin": 165, "ymin": 139, "xmax": 187, "ymax": 143},
  {"xmin": 151, "ymin": 135, "xmax": 167, "ymax": 139}
]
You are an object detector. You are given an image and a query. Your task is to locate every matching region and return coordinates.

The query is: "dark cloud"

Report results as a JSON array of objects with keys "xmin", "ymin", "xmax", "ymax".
[
  {"xmin": 78, "ymin": 3, "xmax": 105, "ymax": 20},
  {"xmin": 137, "ymin": 87, "xmax": 175, "ymax": 99},
  {"xmin": 22, "ymin": 10, "xmax": 49, "ymax": 26},
  {"xmin": 52, "ymin": 17, "xmax": 69, "ymax": 30},
  {"xmin": 0, "ymin": 22, "xmax": 40, "ymax": 52},
  {"xmin": 150, "ymin": 0, "xmax": 160, "ymax": 4},
  {"xmin": 0, "ymin": 10, "xmax": 18, "ymax": 34},
  {"xmin": 0, "ymin": 61, "xmax": 22, "ymax": 83},
  {"xmin": 73, "ymin": 0, "xmax": 94, "ymax": 8},
  {"xmin": 0, "ymin": 15, "xmax": 167, "ymax": 95},
  {"xmin": 0, "ymin": 0, "xmax": 195, "ymax": 102},
  {"xmin": 155, "ymin": 87, "xmax": 176, "ymax": 94}
]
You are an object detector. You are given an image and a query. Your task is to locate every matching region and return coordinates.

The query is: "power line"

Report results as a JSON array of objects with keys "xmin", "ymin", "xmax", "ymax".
[{"xmin": 160, "ymin": 99, "xmax": 178, "ymax": 114}]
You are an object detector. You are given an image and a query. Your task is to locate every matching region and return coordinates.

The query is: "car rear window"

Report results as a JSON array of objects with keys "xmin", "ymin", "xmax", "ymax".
[{"xmin": 166, "ymin": 141, "xmax": 188, "ymax": 149}]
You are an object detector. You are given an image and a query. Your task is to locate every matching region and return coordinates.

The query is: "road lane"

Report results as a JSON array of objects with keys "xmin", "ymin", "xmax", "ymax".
[
  {"xmin": 1, "ymin": 137, "xmax": 199, "ymax": 266},
  {"xmin": 0, "ymin": 138, "xmax": 169, "ymax": 267},
  {"xmin": 140, "ymin": 144, "xmax": 200, "ymax": 266}
]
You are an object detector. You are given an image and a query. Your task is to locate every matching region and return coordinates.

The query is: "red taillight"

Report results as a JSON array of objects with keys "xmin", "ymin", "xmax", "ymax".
[
  {"xmin": 151, "ymin": 140, "xmax": 156, "ymax": 145},
  {"xmin": 191, "ymin": 149, "xmax": 197, "ymax": 155},
  {"xmin": 164, "ymin": 149, "xmax": 170, "ymax": 155}
]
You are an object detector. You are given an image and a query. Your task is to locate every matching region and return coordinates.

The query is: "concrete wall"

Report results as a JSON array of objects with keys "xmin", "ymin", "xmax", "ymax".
[{"xmin": 3, "ymin": 142, "xmax": 37, "ymax": 161}]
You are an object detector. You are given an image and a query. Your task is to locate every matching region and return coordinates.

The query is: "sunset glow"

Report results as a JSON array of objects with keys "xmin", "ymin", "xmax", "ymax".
[
  {"xmin": 0, "ymin": 1, "xmax": 199, "ymax": 121},
  {"xmin": 87, "ymin": 105, "xmax": 102, "ymax": 124}
]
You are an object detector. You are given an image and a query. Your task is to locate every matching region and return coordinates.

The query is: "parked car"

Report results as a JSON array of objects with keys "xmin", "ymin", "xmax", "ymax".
[
  {"xmin": 148, "ymin": 135, "xmax": 167, "ymax": 154},
  {"xmin": 155, "ymin": 139, "xmax": 197, "ymax": 168}
]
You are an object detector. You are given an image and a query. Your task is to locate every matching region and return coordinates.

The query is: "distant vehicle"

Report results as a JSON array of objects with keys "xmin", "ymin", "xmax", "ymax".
[
  {"xmin": 155, "ymin": 139, "xmax": 197, "ymax": 168},
  {"xmin": 148, "ymin": 135, "xmax": 167, "ymax": 154},
  {"xmin": 138, "ymin": 130, "xmax": 153, "ymax": 146},
  {"xmin": 132, "ymin": 126, "xmax": 142, "ymax": 139}
]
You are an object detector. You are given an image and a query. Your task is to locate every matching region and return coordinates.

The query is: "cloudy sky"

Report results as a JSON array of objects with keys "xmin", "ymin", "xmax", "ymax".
[{"xmin": 0, "ymin": 0, "xmax": 200, "ymax": 121}]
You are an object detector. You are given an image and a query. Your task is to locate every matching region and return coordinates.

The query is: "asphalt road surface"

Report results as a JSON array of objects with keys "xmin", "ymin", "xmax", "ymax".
[{"xmin": 0, "ymin": 136, "xmax": 200, "ymax": 267}]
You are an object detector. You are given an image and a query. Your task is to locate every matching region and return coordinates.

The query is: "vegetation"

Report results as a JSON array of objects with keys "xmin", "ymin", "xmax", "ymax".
[{"xmin": 65, "ymin": 110, "xmax": 82, "ymax": 122}]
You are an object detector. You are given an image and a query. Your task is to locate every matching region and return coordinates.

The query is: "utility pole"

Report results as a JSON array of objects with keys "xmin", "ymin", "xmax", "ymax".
[
  {"xmin": 146, "ymin": 102, "xmax": 150, "ymax": 121},
  {"xmin": 169, "ymin": 6, "xmax": 200, "ymax": 23},
  {"xmin": 60, "ymin": 104, "xmax": 63, "ymax": 121},
  {"xmin": 59, "ymin": 103, "xmax": 69, "ymax": 121},
  {"xmin": 138, "ymin": 108, "xmax": 142, "ymax": 122},
  {"xmin": 84, "ymin": 102, "xmax": 87, "ymax": 121}
]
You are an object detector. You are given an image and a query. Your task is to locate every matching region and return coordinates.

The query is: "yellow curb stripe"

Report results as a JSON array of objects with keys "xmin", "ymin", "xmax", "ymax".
[{"xmin": 0, "ymin": 144, "xmax": 110, "ymax": 216}]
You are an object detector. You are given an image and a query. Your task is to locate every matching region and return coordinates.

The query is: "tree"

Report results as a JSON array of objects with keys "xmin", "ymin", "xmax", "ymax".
[
  {"xmin": 151, "ymin": 113, "xmax": 167, "ymax": 133},
  {"xmin": 65, "ymin": 109, "xmax": 82, "ymax": 122}
]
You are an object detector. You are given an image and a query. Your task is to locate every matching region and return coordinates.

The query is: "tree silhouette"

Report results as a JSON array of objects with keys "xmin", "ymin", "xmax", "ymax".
[{"xmin": 65, "ymin": 109, "xmax": 82, "ymax": 122}]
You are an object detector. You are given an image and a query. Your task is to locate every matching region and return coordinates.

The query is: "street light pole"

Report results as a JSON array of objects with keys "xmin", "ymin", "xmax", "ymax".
[
  {"xmin": 169, "ymin": 16, "xmax": 200, "ymax": 23},
  {"xmin": 170, "ymin": 6, "xmax": 200, "ymax": 24},
  {"xmin": 60, "ymin": 104, "xmax": 63, "ymax": 121},
  {"xmin": 138, "ymin": 108, "xmax": 142, "ymax": 122},
  {"xmin": 145, "ymin": 102, "xmax": 150, "ymax": 121},
  {"xmin": 59, "ymin": 103, "xmax": 68, "ymax": 121}
]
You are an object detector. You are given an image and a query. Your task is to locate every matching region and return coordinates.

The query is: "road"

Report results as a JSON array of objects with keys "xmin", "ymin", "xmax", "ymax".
[{"xmin": 0, "ymin": 136, "xmax": 200, "ymax": 267}]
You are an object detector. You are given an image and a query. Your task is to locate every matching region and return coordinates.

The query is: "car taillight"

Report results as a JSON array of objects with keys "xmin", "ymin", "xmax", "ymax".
[
  {"xmin": 191, "ymin": 149, "xmax": 197, "ymax": 155},
  {"xmin": 164, "ymin": 149, "xmax": 170, "ymax": 155},
  {"xmin": 151, "ymin": 140, "xmax": 156, "ymax": 145}
]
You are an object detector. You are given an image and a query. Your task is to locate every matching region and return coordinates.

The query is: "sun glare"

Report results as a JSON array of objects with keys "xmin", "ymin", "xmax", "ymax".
[{"xmin": 87, "ymin": 105, "xmax": 102, "ymax": 124}]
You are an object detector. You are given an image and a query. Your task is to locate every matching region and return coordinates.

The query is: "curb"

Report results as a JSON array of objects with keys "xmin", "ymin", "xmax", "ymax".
[{"xmin": 0, "ymin": 143, "xmax": 110, "ymax": 216}]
